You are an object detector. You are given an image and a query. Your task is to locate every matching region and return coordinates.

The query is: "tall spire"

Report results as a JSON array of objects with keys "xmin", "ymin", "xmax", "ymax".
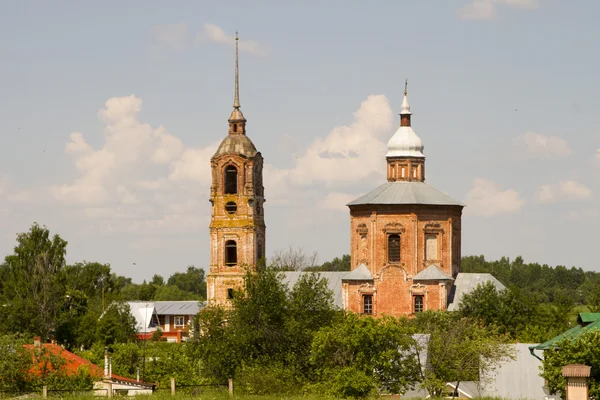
[
  {"xmin": 233, "ymin": 31, "xmax": 240, "ymax": 109},
  {"xmin": 229, "ymin": 30, "xmax": 245, "ymax": 125}
]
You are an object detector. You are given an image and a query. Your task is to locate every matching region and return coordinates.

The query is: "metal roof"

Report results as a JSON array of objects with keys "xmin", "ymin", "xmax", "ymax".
[
  {"xmin": 342, "ymin": 263, "xmax": 373, "ymax": 280},
  {"xmin": 281, "ymin": 271, "xmax": 346, "ymax": 308},
  {"xmin": 446, "ymin": 273, "xmax": 506, "ymax": 311},
  {"xmin": 347, "ymin": 181, "xmax": 463, "ymax": 207},
  {"xmin": 154, "ymin": 301, "xmax": 205, "ymax": 315},
  {"xmin": 212, "ymin": 134, "xmax": 257, "ymax": 158},
  {"xmin": 530, "ymin": 313, "xmax": 600, "ymax": 351},
  {"xmin": 481, "ymin": 343, "xmax": 548, "ymax": 400},
  {"xmin": 412, "ymin": 265, "xmax": 454, "ymax": 281}
]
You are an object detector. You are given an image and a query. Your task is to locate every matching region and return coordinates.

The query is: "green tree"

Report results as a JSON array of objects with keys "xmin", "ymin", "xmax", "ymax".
[
  {"xmin": 0, "ymin": 334, "xmax": 32, "ymax": 392},
  {"xmin": 305, "ymin": 254, "xmax": 351, "ymax": 272},
  {"xmin": 411, "ymin": 311, "xmax": 514, "ymax": 397},
  {"xmin": 96, "ymin": 301, "xmax": 137, "ymax": 345},
  {"xmin": 167, "ymin": 266, "xmax": 206, "ymax": 299},
  {"xmin": 0, "ymin": 223, "xmax": 68, "ymax": 340},
  {"xmin": 311, "ymin": 313, "xmax": 421, "ymax": 398},
  {"xmin": 541, "ymin": 330, "xmax": 600, "ymax": 399}
]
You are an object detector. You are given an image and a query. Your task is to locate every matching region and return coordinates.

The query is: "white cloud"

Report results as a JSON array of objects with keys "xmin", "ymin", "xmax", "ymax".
[
  {"xmin": 458, "ymin": 0, "xmax": 540, "ymax": 20},
  {"xmin": 152, "ymin": 23, "xmax": 189, "ymax": 51},
  {"xmin": 196, "ymin": 24, "xmax": 267, "ymax": 57},
  {"xmin": 51, "ymin": 95, "xmax": 217, "ymax": 235},
  {"xmin": 535, "ymin": 181, "xmax": 592, "ymax": 203},
  {"xmin": 321, "ymin": 192, "xmax": 356, "ymax": 212},
  {"xmin": 513, "ymin": 132, "xmax": 572, "ymax": 159},
  {"xmin": 464, "ymin": 178, "xmax": 525, "ymax": 216}
]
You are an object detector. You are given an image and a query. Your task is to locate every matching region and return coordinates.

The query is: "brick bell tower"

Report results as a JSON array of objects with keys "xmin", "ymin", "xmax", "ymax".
[{"xmin": 206, "ymin": 32, "xmax": 266, "ymax": 306}]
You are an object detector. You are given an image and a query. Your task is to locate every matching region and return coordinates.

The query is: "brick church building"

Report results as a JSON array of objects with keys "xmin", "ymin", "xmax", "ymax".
[{"xmin": 206, "ymin": 35, "xmax": 500, "ymax": 315}]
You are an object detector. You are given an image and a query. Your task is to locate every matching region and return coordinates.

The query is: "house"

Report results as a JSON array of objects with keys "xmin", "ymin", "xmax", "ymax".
[
  {"xmin": 125, "ymin": 301, "xmax": 205, "ymax": 342},
  {"xmin": 26, "ymin": 337, "xmax": 155, "ymax": 396}
]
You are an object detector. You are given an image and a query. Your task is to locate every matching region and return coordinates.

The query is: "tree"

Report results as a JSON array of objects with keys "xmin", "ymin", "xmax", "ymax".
[
  {"xmin": 311, "ymin": 313, "xmax": 421, "ymax": 398},
  {"xmin": 305, "ymin": 254, "xmax": 351, "ymax": 272},
  {"xmin": 0, "ymin": 334, "xmax": 32, "ymax": 392},
  {"xmin": 411, "ymin": 311, "xmax": 514, "ymax": 397},
  {"xmin": 458, "ymin": 281, "xmax": 569, "ymax": 343},
  {"xmin": 541, "ymin": 330, "xmax": 600, "ymax": 399},
  {"xmin": 150, "ymin": 274, "xmax": 164, "ymax": 286},
  {"xmin": 167, "ymin": 266, "xmax": 206, "ymax": 299},
  {"xmin": 0, "ymin": 223, "xmax": 68, "ymax": 340},
  {"xmin": 96, "ymin": 301, "xmax": 137, "ymax": 346},
  {"xmin": 270, "ymin": 245, "xmax": 319, "ymax": 271}
]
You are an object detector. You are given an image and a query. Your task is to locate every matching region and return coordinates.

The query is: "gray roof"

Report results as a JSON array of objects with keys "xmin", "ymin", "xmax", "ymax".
[
  {"xmin": 281, "ymin": 271, "xmax": 346, "ymax": 308},
  {"xmin": 342, "ymin": 263, "xmax": 373, "ymax": 280},
  {"xmin": 347, "ymin": 181, "xmax": 463, "ymax": 207},
  {"xmin": 213, "ymin": 134, "xmax": 257, "ymax": 158},
  {"xmin": 412, "ymin": 265, "xmax": 454, "ymax": 281},
  {"xmin": 480, "ymin": 343, "xmax": 549, "ymax": 400},
  {"xmin": 125, "ymin": 301, "xmax": 205, "ymax": 332},
  {"xmin": 154, "ymin": 301, "xmax": 205, "ymax": 315},
  {"xmin": 447, "ymin": 273, "xmax": 506, "ymax": 311}
]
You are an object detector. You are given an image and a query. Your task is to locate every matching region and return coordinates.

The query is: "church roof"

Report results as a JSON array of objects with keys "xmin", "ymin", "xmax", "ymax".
[
  {"xmin": 281, "ymin": 271, "xmax": 347, "ymax": 308},
  {"xmin": 213, "ymin": 134, "xmax": 258, "ymax": 158},
  {"xmin": 342, "ymin": 263, "xmax": 373, "ymax": 280},
  {"xmin": 446, "ymin": 273, "xmax": 506, "ymax": 311},
  {"xmin": 413, "ymin": 265, "xmax": 454, "ymax": 281},
  {"xmin": 347, "ymin": 181, "xmax": 463, "ymax": 207}
]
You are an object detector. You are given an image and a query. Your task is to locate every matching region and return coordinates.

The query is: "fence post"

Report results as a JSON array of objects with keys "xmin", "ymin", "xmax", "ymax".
[
  {"xmin": 171, "ymin": 377, "xmax": 176, "ymax": 395},
  {"xmin": 42, "ymin": 386, "xmax": 47, "ymax": 398},
  {"xmin": 228, "ymin": 378, "xmax": 233, "ymax": 397},
  {"xmin": 107, "ymin": 381, "xmax": 113, "ymax": 398}
]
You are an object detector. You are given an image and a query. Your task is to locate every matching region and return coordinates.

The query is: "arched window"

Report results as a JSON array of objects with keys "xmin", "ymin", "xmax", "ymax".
[
  {"xmin": 224, "ymin": 165, "xmax": 238, "ymax": 194},
  {"xmin": 414, "ymin": 295, "xmax": 424, "ymax": 313},
  {"xmin": 233, "ymin": 124, "xmax": 237, "ymax": 133},
  {"xmin": 225, "ymin": 240, "xmax": 237, "ymax": 266},
  {"xmin": 388, "ymin": 234, "xmax": 400, "ymax": 263}
]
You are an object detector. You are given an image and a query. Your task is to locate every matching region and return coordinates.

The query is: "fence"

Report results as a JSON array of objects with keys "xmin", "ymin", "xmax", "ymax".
[{"xmin": 0, "ymin": 378, "xmax": 232, "ymax": 398}]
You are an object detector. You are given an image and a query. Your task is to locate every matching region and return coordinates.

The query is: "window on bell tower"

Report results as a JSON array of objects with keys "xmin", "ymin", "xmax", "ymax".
[
  {"xmin": 225, "ymin": 240, "xmax": 237, "ymax": 265},
  {"xmin": 224, "ymin": 165, "xmax": 238, "ymax": 194},
  {"xmin": 388, "ymin": 234, "xmax": 400, "ymax": 263}
]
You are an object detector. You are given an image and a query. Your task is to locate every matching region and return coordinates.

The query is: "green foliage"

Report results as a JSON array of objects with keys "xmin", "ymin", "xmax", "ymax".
[
  {"xmin": 305, "ymin": 254, "xmax": 351, "ymax": 272},
  {"xmin": 311, "ymin": 313, "xmax": 420, "ymax": 397},
  {"xmin": 0, "ymin": 223, "xmax": 68, "ymax": 340},
  {"xmin": 167, "ymin": 266, "xmax": 207, "ymax": 299},
  {"xmin": 190, "ymin": 263, "xmax": 347, "ymax": 395},
  {"xmin": 0, "ymin": 334, "xmax": 32, "ymax": 391},
  {"xmin": 541, "ymin": 330, "xmax": 600, "ymax": 399},
  {"xmin": 96, "ymin": 301, "xmax": 137, "ymax": 346},
  {"xmin": 462, "ymin": 255, "xmax": 589, "ymax": 306},
  {"xmin": 411, "ymin": 311, "xmax": 515, "ymax": 397},
  {"xmin": 458, "ymin": 281, "xmax": 569, "ymax": 342}
]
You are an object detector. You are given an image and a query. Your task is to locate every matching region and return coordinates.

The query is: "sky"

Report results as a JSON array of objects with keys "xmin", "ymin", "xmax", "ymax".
[{"xmin": 1, "ymin": 0, "xmax": 600, "ymax": 282}]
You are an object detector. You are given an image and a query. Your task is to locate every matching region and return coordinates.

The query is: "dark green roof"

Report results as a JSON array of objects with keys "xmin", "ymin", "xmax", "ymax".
[
  {"xmin": 530, "ymin": 313, "xmax": 600, "ymax": 351},
  {"xmin": 578, "ymin": 312, "xmax": 600, "ymax": 324}
]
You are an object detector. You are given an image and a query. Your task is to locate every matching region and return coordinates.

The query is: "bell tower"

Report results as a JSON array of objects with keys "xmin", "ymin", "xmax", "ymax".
[{"xmin": 206, "ymin": 32, "xmax": 266, "ymax": 306}]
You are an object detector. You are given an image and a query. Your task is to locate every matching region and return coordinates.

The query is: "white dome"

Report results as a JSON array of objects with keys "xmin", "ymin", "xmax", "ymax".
[{"xmin": 386, "ymin": 126, "xmax": 424, "ymax": 158}]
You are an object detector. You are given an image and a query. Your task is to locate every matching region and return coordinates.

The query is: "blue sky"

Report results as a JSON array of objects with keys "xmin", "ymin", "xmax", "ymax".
[{"xmin": 1, "ymin": 0, "xmax": 599, "ymax": 281}]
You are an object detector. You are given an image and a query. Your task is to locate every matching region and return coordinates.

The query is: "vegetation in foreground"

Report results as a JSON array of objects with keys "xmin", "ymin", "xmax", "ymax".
[{"xmin": 2, "ymin": 223, "xmax": 600, "ymax": 399}]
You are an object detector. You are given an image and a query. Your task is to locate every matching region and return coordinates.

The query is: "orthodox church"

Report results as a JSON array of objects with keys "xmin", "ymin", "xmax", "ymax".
[{"xmin": 206, "ymin": 35, "xmax": 502, "ymax": 316}]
